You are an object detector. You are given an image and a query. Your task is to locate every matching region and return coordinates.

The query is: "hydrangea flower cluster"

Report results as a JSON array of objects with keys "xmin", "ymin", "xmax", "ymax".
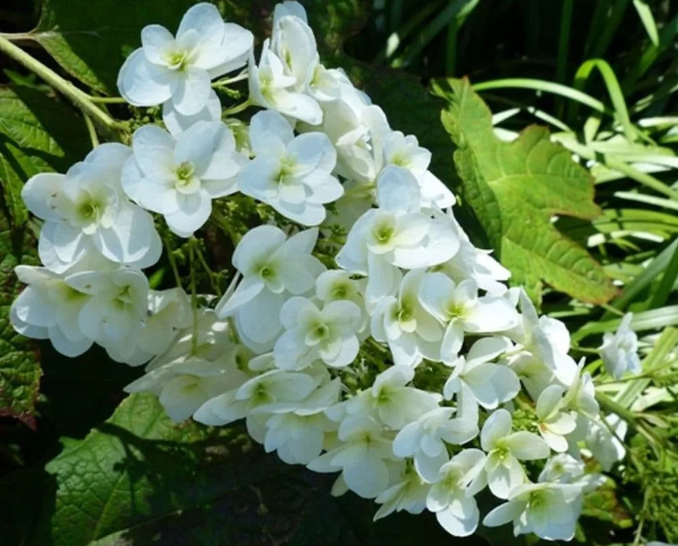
[{"xmin": 11, "ymin": 2, "xmax": 639, "ymax": 541}]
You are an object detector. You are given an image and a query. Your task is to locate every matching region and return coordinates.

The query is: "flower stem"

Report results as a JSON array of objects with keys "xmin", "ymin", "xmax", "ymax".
[
  {"xmin": 84, "ymin": 114, "xmax": 99, "ymax": 148},
  {"xmin": 160, "ymin": 231, "xmax": 182, "ymax": 289},
  {"xmin": 224, "ymin": 98, "xmax": 252, "ymax": 116},
  {"xmin": 87, "ymin": 96, "xmax": 128, "ymax": 104},
  {"xmin": 0, "ymin": 35, "xmax": 128, "ymax": 140},
  {"xmin": 189, "ymin": 237, "xmax": 200, "ymax": 355}
]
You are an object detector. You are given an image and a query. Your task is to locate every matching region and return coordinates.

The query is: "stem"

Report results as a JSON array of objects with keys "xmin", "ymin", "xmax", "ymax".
[
  {"xmin": 194, "ymin": 242, "xmax": 222, "ymax": 296},
  {"xmin": 0, "ymin": 35, "xmax": 127, "ymax": 139},
  {"xmin": 224, "ymin": 98, "xmax": 252, "ymax": 116},
  {"xmin": 160, "ymin": 232, "xmax": 182, "ymax": 288},
  {"xmin": 212, "ymin": 71, "xmax": 249, "ymax": 87},
  {"xmin": 88, "ymin": 96, "xmax": 128, "ymax": 104},
  {"xmin": 189, "ymin": 237, "xmax": 199, "ymax": 355},
  {"xmin": 84, "ymin": 114, "xmax": 99, "ymax": 148}
]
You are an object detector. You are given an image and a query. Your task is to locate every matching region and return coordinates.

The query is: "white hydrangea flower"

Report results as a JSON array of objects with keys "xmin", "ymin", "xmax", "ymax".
[
  {"xmin": 122, "ymin": 121, "xmax": 245, "ymax": 237},
  {"xmin": 337, "ymin": 166, "xmax": 459, "ymax": 305},
  {"xmin": 599, "ymin": 313, "xmax": 641, "ymax": 379},
  {"xmin": 373, "ymin": 464, "xmax": 430, "ymax": 521},
  {"xmin": 507, "ymin": 291, "xmax": 578, "ymax": 397},
  {"xmin": 308, "ymin": 414, "xmax": 397, "ymax": 499},
  {"xmin": 274, "ymin": 296, "xmax": 362, "ymax": 369},
  {"xmin": 215, "ymin": 226, "xmax": 325, "ymax": 351},
  {"xmin": 248, "ymin": 39, "xmax": 322, "ymax": 125},
  {"xmin": 420, "ymin": 273, "xmax": 520, "ymax": 361},
  {"xmin": 315, "ymin": 270, "xmax": 368, "ymax": 332},
  {"xmin": 393, "ymin": 407, "xmax": 478, "ymax": 482},
  {"xmin": 562, "ymin": 360, "xmax": 600, "ymax": 418},
  {"xmin": 483, "ymin": 482, "xmax": 583, "ymax": 541},
  {"xmin": 125, "ymin": 352, "xmax": 248, "ymax": 422},
  {"xmin": 252, "ymin": 377, "xmax": 341, "ymax": 464},
  {"xmin": 104, "ymin": 287, "xmax": 192, "ymax": 366},
  {"xmin": 22, "ymin": 144, "xmax": 161, "ymax": 273},
  {"xmin": 535, "ymin": 385, "xmax": 577, "ymax": 453},
  {"xmin": 344, "ymin": 366, "xmax": 440, "ymax": 430},
  {"xmin": 381, "ymin": 130, "xmax": 455, "ymax": 209},
  {"xmin": 443, "ymin": 337, "xmax": 520, "ymax": 418},
  {"xmin": 238, "ymin": 110, "xmax": 343, "ymax": 225},
  {"xmin": 427, "ymin": 449, "xmax": 487, "ymax": 537},
  {"xmin": 538, "ymin": 453, "xmax": 586, "ymax": 484},
  {"xmin": 9, "ymin": 260, "xmax": 111, "ymax": 357},
  {"xmin": 370, "ymin": 269, "xmax": 443, "ymax": 368},
  {"xmin": 118, "ymin": 3, "xmax": 253, "ymax": 115},
  {"xmin": 585, "ymin": 413, "xmax": 627, "ymax": 471},
  {"xmin": 480, "ymin": 408, "xmax": 550, "ymax": 499}
]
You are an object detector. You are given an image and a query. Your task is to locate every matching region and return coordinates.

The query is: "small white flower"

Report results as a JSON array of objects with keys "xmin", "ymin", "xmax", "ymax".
[
  {"xmin": 307, "ymin": 414, "xmax": 397, "ymax": 499},
  {"xmin": 562, "ymin": 360, "xmax": 600, "ymax": 418},
  {"xmin": 483, "ymin": 482, "xmax": 584, "ymax": 541},
  {"xmin": 271, "ymin": 3, "xmax": 318, "ymax": 93},
  {"xmin": 426, "ymin": 449, "xmax": 486, "ymax": 537},
  {"xmin": 420, "ymin": 273, "xmax": 520, "ymax": 361},
  {"xmin": 599, "ymin": 313, "xmax": 641, "ymax": 379},
  {"xmin": 22, "ymin": 144, "xmax": 161, "ymax": 273},
  {"xmin": 315, "ymin": 270, "xmax": 367, "ymax": 331},
  {"xmin": 370, "ymin": 269, "xmax": 443, "ymax": 368},
  {"xmin": 344, "ymin": 366, "xmax": 440, "ymax": 430},
  {"xmin": 274, "ymin": 296, "xmax": 362, "ymax": 369},
  {"xmin": 215, "ymin": 226, "xmax": 325, "ymax": 351},
  {"xmin": 66, "ymin": 268, "xmax": 149, "ymax": 344},
  {"xmin": 254, "ymin": 378, "xmax": 341, "ymax": 464},
  {"xmin": 585, "ymin": 414, "xmax": 627, "ymax": 471},
  {"xmin": 239, "ymin": 110, "xmax": 343, "ymax": 226},
  {"xmin": 538, "ymin": 453, "xmax": 585, "ymax": 484},
  {"xmin": 373, "ymin": 464, "xmax": 430, "ymax": 520},
  {"xmin": 122, "ymin": 121, "xmax": 245, "ymax": 237},
  {"xmin": 535, "ymin": 385, "xmax": 577, "ymax": 453},
  {"xmin": 381, "ymin": 130, "xmax": 455, "ymax": 209},
  {"xmin": 337, "ymin": 166, "xmax": 459, "ymax": 305},
  {"xmin": 118, "ymin": 3, "xmax": 253, "ymax": 115},
  {"xmin": 393, "ymin": 407, "xmax": 478, "ymax": 482},
  {"xmin": 248, "ymin": 40, "xmax": 322, "ymax": 125},
  {"xmin": 443, "ymin": 337, "xmax": 520, "ymax": 418},
  {"xmin": 480, "ymin": 409, "xmax": 550, "ymax": 499}
]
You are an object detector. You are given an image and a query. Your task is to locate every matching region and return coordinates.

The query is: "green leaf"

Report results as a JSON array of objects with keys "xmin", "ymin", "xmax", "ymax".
[
  {"xmin": 0, "ymin": 86, "xmax": 90, "ymax": 225},
  {"xmin": 433, "ymin": 78, "xmax": 617, "ymax": 304},
  {"xmin": 0, "ymin": 207, "xmax": 41, "ymax": 428},
  {"xmin": 15, "ymin": 392, "xmax": 331, "ymax": 546}
]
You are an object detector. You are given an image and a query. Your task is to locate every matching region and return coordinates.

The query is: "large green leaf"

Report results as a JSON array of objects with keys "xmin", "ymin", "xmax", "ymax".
[
  {"xmin": 8, "ymin": 393, "xmax": 321, "ymax": 546},
  {"xmin": 0, "ymin": 208, "xmax": 41, "ymax": 428},
  {"xmin": 0, "ymin": 86, "xmax": 90, "ymax": 225},
  {"xmin": 433, "ymin": 78, "xmax": 617, "ymax": 304}
]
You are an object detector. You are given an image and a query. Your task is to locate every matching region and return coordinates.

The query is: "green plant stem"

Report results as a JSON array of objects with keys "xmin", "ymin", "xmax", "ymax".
[
  {"xmin": 224, "ymin": 98, "xmax": 252, "ymax": 116},
  {"xmin": 0, "ymin": 35, "xmax": 127, "ymax": 139},
  {"xmin": 83, "ymin": 114, "xmax": 99, "ymax": 148},
  {"xmin": 194, "ymin": 243, "xmax": 222, "ymax": 297},
  {"xmin": 189, "ymin": 237, "xmax": 199, "ymax": 355},
  {"xmin": 87, "ymin": 96, "xmax": 128, "ymax": 104},
  {"xmin": 160, "ymin": 232, "xmax": 182, "ymax": 289}
]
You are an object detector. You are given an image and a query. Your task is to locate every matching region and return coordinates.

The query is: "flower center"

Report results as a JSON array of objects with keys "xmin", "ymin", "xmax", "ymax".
[
  {"xmin": 259, "ymin": 265, "xmax": 274, "ymax": 280},
  {"xmin": 398, "ymin": 303, "xmax": 413, "ymax": 323},
  {"xmin": 391, "ymin": 151, "xmax": 411, "ymax": 168},
  {"xmin": 166, "ymin": 50, "xmax": 189, "ymax": 71},
  {"xmin": 445, "ymin": 301, "xmax": 466, "ymax": 320},
  {"xmin": 276, "ymin": 157, "xmax": 297, "ymax": 184},
  {"xmin": 375, "ymin": 225, "xmax": 394, "ymax": 244},
  {"xmin": 176, "ymin": 161, "xmax": 195, "ymax": 184}
]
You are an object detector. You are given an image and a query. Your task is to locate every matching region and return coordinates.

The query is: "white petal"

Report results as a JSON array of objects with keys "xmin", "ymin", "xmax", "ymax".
[
  {"xmin": 215, "ymin": 275, "xmax": 264, "ymax": 318},
  {"xmin": 117, "ymin": 49, "xmax": 174, "ymax": 106},
  {"xmin": 207, "ymin": 23, "xmax": 253, "ymax": 78},
  {"xmin": 377, "ymin": 165, "xmax": 421, "ymax": 213},
  {"xmin": 482, "ymin": 500, "xmax": 524, "ymax": 527},
  {"xmin": 343, "ymin": 457, "xmax": 390, "ymax": 499},
  {"xmin": 177, "ymin": 3, "xmax": 224, "ymax": 48},
  {"xmin": 165, "ymin": 189, "xmax": 212, "ymax": 237},
  {"xmin": 505, "ymin": 431, "xmax": 550, "ymax": 460},
  {"xmin": 95, "ymin": 204, "xmax": 157, "ymax": 264},
  {"xmin": 141, "ymin": 24, "xmax": 175, "ymax": 65},
  {"xmin": 480, "ymin": 409, "xmax": 512, "ymax": 451},
  {"xmin": 435, "ymin": 500, "xmax": 479, "ymax": 537},
  {"xmin": 249, "ymin": 109, "xmax": 294, "ymax": 152},
  {"xmin": 171, "ymin": 66, "xmax": 212, "ymax": 115},
  {"xmin": 162, "ymin": 89, "xmax": 221, "ymax": 135},
  {"xmin": 21, "ymin": 173, "xmax": 65, "ymax": 222},
  {"xmin": 233, "ymin": 225, "xmax": 286, "ymax": 273}
]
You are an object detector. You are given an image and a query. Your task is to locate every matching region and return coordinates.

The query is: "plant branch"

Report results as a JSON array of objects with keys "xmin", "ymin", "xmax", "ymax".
[{"xmin": 0, "ymin": 35, "xmax": 128, "ymax": 140}]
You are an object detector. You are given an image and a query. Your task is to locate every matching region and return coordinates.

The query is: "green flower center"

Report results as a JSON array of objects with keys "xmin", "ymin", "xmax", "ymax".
[
  {"xmin": 167, "ymin": 50, "xmax": 189, "ymax": 71},
  {"xmin": 176, "ymin": 161, "xmax": 196, "ymax": 185}
]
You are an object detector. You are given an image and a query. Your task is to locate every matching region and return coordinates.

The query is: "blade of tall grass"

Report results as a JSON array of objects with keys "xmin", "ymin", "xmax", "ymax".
[
  {"xmin": 473, "ymin": 79, "xmax": 608, "ymax": 113},
  {"xmin": 572, "ymin": 59, "xmax": 636, "ymax": 142},
  {"xmin": 602, "ymin": 239, "xmax": 678, "ymax": 318},
  {"xmin": 649, "ymin": 244, "xmax": 678, "ymax": 309},
  {"xmin": 574, "ymin": 306, "xmax": 678, "ymax": 342},
  {"xmin": 614, "ymin": 192, "xmax": 678, "ymax": 212},
  {"xmin": 584, "ymin": 0, "xmax": 613, "ymax": 56},
  {"xmin": 556, "ymin": 0, "xmax": 574, "ymax": 84},
  {"xmin": 552, "ymin": 137, "xmax": 678, "ymax": 199},
  {"xmin": 632, "ymin": 0, "xmax": 659, "ymax": 46},
  {"xmin": 589, "ymin": 0, "xmax": 631, "ymax": 59},
  {"xmin": 392, "ymin": 0, "xmax": 481, "ymax": 68}
]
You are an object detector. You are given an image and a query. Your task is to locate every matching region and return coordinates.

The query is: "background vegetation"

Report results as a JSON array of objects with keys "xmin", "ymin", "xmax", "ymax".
[{"xmin": 1, "ymin": 0, "xmax": 678, "ymax": 544}]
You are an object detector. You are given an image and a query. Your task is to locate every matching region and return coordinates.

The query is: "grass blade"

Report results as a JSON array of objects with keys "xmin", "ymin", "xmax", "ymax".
[{"xmin": 632, "ymin": 0, "xmax": 659, "ymax": 46}]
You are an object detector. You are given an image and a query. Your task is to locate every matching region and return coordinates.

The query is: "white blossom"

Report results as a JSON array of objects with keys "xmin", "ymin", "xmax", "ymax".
[
  {"xmin": 599, "ymin": 313, "xmax": 641, "ymax": 379},
  {"xmin": 122, "ymin": 121, "xmax": 244, "ymax": 237},
  {"xmin": 22, "ymin": 144, "xmax": 161, "ymax": 273},
  {"xmin": 427, "ymin": 449, "xmax": 487, "ymax": 537},
  {"xmin": 535, "ymin": 385, "xmax": 577, "ymax": 453},
  {"xmin": 393, "ymin": 407, "xmax": 478, "ymax": 482},
  {"xmin": 239, "ymin": 110, "xmax": 343, "ymax": 225},
  {"xmin": 480, "ymin": 409, "xmax": 550, "ymax": 499},
  {"xmin": 373, "ymin": 464, "xmax": 430, "ymax": 520},
  {"xmin": 483, "ymin": 482, "xmax": 583, "ymax": 541},
  {"xmin": 215, "ymin": 226, "xmax": 325, "ymax": 351},
  {"xmin": 420, "ymin": 273, "xmax": 520, "ymax": 361},
  {"xmin": 308, "ymin": 414, "xmax": 397, "ymax": 499},
  {"xmin": 118, "ymin": 3, "xmax": 253, "ymax": 115}
]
